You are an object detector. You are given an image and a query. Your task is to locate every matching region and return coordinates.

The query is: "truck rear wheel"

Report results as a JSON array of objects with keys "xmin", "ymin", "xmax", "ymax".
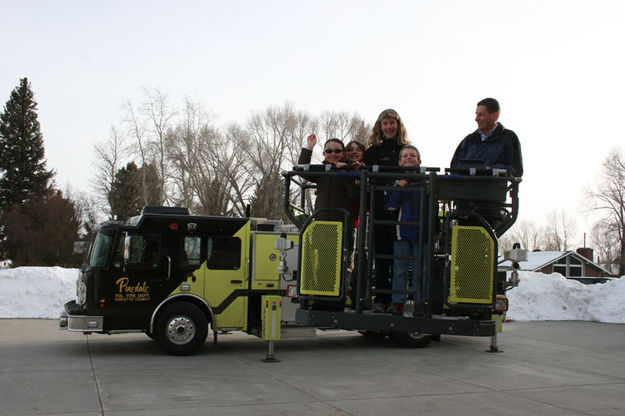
[
  {"xmin": 155, "ymin": 303, "xmax": 208, "ymax": 356},
  {"xmin": 391, "ymin": 331, "xmax": 432, "ymax": 348},
  {"xmin": 358, "ymin": 330, "xmax": 388, "ymax": 339}
]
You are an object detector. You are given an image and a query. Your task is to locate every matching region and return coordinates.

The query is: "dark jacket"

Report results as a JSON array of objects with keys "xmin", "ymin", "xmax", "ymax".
[
  {"xmin": 364, "ymin": 139, "xmax": 404, "ymax": 218},
  {"xmin": 297, "ymin": 148, "xmax": 358, "ymax": 223},
  {"xmin": 385, "ymin": 184, "xmax": 424, "ymax": 241},
  {"xmin": 450, "ymin": 123, "xmax": 523, "ymax": 177},
  {"xmin": 364, "ymin": 138, "xmax": 403, "ymax": 167}
]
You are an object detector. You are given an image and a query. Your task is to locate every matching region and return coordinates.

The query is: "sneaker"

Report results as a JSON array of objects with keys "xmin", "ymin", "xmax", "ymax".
[
  {"xmin": 392, "ymin": 303, "xmax": 404, "ymax": 316},
  {"xmin": 372, "ymin": 302, "xmax": 386, "ymax": 313}
]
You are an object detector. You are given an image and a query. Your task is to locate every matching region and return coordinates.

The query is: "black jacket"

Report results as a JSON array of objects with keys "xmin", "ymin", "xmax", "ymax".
[
  {"xmin": 450, "ymin": 123, "xmax": 523, "ymax": 177},
  {"xmin": 364, "ymin": 138, "xmax": 403, "ymax": 167},
  {"xmin": 297, "ymin": 148, "xmax": 358, "ymax": 224},
  {"xmin": 364, "ymin": 139, "xmax": 404, "ymax": 219}
]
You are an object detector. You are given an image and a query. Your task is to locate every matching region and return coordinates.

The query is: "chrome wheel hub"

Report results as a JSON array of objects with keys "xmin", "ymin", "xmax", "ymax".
[{"xmin": 166, "ymin": 316, "xmax": 195, "ymax": 345}]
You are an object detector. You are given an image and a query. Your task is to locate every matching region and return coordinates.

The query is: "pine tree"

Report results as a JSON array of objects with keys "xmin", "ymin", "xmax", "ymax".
[
  {"xmin": 3, "ymin": 190, "xmax": 81, "ymax": 267},
  {"xmin": 0, "ymin": 78, "xmax": 54, "ymax": 211},
  {"xmin": 108, "ymin": 162, "xmax": 161, "ymax": 221},
  {"xmin": 109, "ymin": 162, "xmax": 142, "ymax": 221}
]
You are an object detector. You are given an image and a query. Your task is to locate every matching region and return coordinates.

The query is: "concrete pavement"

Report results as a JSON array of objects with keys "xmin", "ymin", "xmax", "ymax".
[{"xmin": 1, "ymin": 319, "xmax": 624, "ymax": 415}]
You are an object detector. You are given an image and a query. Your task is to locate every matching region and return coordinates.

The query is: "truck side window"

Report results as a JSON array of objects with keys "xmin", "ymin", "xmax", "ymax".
[
  {"xmin": 116, "ymin": 233, "xmax": 161, "ymax": 269},
  {"xmin": 206, "ymin": 237, "xmax": 241, "ymax": 270},
  {"xmin": 89, "ymin": 231, "xmax": 114, "ymax": 268},
  {"xmin": 182, "ymin": 236, "xmax": 202, "ymax": 267}
]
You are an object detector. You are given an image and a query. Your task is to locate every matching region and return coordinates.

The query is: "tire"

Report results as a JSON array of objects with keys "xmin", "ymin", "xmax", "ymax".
[
  {"xmin": 391, "ymin": 331, "xmax": 432, "ymax": 348},
  {"xmin": 358, "ymin": 330, "xmax": 388, "ymax": 339},
  {"xmin": 154, "ymin": 302, "xmax": 209, "ymax": 356}
]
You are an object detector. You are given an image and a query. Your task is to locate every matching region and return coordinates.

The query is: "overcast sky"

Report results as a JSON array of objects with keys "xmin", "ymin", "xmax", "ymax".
[{"xmin": 2, "ymin": 0, "xmax": 624, "ymax": 244}]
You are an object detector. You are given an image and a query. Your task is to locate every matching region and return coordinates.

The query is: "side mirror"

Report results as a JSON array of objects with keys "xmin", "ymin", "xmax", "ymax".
[
  {"xmin": 123, "ymin": 233, "xmax": 131, "ymax": 263},
  {"xmin": 73, "ymin": 241, "xmax": 87, "ymax": 254}
]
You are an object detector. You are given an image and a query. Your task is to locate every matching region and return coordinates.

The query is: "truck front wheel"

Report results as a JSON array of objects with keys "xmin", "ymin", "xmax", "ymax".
[{"xmin": 155, "ymin": 303, "xmax": 208, "ymax": 355}]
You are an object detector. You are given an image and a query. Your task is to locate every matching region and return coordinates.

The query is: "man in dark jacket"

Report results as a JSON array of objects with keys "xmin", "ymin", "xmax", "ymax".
[{"xmin": 450, "ymin": 98, "xmax": 523, "ymax": 177}]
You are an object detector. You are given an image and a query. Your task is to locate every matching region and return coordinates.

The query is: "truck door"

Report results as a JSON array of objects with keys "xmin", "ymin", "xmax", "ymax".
[
  {"xmin": 203, "ymin": 224, "xmax": 249, "ymax": 329},
  {"xmin": 106, "ymin": 231, "xmax": 167, "ymax": 317}
]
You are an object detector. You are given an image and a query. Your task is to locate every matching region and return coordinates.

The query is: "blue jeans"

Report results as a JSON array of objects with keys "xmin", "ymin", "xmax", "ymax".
[{"xmin": 392, "ymin": 240, "xmax": 424, "ymax": 304}]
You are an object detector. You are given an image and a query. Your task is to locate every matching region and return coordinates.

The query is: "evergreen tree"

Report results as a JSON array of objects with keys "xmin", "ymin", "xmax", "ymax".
[
  {"xmin": 0, "ymin": 78, "xmax": 54, "ymax": 211},
  {"xmin": 3, "ymin": 190, "xmax": 81, "ymax": 267},
  {"xmin": 108, "ymin": 162, "xmax": 160, "ymax": 221},
  {"xmin": 109, "ymin": 162, "xmax": 142, "ymax": 221}
]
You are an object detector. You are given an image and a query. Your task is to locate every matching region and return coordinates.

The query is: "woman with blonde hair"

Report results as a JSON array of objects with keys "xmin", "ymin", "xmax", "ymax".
[
  {"xmin": 364, "ymin": 109, "xmax": 411, "ymax": 312},
  {"xmin": 366, "ymin": 108, "xmax": 409, "ymax": 148}
]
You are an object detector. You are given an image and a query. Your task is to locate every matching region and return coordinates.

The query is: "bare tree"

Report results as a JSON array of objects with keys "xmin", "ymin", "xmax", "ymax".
[
  {"xmin": 590, "ymin": 218, "xmax": 620, "ymax": 274},
  {"xmin": 166, "ymin": 100, "xmax": 253, "ymax": 216},
  {"xmin": 124, "ymin": 100, "xmax": 150, "ymax": 204},
  {"xmin": 499, "ymin": 220, "xmax": 545, "ymax": 253},
  {"xmin": 166, "ymin": 98, "xmax": 208, "ymax": 210},
  {"xmin": 544, "ymin": 209, "xmax": 578, "ymax": 251},
  {"xmin": 243, "ymin": 103, "xmax": 315, "ymax": 218},
  {"xmin": 587, "ymin": 147, "xmax": 625, "ymax": 275},
  {"xmin": 220, "ymin": 124, "xmax": 257, "ymax": 216},
  {"xmin": 245, "ymin": 102, "xmax": 300, "ymax": 172},
  {"xmin": 284, "ymin": 109, "xmax": 317, "ymax": 168},
  {"xmin": 297, "ymin": 111, "xmax": 370, "ymax": 167},
  {"xmin": 91, "ymin": 126, "xmax": 128, "ymax": 219},
  {"xmin": 193, "ymin": 126, "xmax": 239, "ymax": 216},
  {"xmin": 142, "ymin": 88, "xmax": 176, "ymax": 204},
  {"xmin": 124, "ymin": 88, "xmax": 176, "ymax": 206},
  {"xmin": 318, "ymin": 110, "xmax": 369, "ymax": 143},
  {"xmin": 92, "ymin": 98, "xmax": 372, "ymax": 224}
]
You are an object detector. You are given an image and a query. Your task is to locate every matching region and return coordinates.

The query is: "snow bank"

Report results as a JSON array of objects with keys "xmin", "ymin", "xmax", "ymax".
[
  {"xmin": 506, "ymin": 271, "xmax": 625, "ymax": 323},
  {"xmin": 0, "ymin": 267, "xmax": 78, "ymax": 318},
  {"xmin": 0, "ymin": 267, "xmax": 624, "ymax": 323}
]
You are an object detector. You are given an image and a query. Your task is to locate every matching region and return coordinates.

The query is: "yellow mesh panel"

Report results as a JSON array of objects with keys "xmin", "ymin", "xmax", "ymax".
[
  {"xmin": 299, "ymin": 221, "xmax": 342, "ymax": 297},
  {"xmin": 449, "ymin": 226, "xmax": 494, "ymax": 304}
]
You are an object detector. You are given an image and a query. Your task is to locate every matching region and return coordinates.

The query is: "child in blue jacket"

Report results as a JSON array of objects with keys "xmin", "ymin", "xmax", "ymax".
[{"xmin": 385, "ymin": 145, "xmax": 426, "ymax": 316}]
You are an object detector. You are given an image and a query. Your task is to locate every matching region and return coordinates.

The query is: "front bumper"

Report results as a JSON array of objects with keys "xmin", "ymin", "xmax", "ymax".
[
  {"xmin": 59, "ymin": 300, "xmax": 103, "ymax": 332},
  {"xmin": 59, "ymin": 313, "xmax": 103, "ymax": 332}
]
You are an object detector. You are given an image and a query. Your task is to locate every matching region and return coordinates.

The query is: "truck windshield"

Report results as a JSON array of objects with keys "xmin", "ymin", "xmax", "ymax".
[{"xmin": 88, "ymin": 230, "xmax": 114, "ymax": 267}]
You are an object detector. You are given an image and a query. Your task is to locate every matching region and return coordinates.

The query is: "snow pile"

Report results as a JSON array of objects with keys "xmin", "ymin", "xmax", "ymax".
[
  {"xmin": 506, "ymin": 271, "xmax": 625, "ymax": 323},
  {"xmin": 0, "ymin": 267, "xmax": 77, "ymax": 318},
  {"xmin": 0, "ymin": 267, "xmax": 623, "ymax": 323}
]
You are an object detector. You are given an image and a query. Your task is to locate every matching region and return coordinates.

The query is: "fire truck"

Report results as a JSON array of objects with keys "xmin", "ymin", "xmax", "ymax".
[{"xmin": 60, "ymin": 165, "xmax": 525, "ymax": 356}]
